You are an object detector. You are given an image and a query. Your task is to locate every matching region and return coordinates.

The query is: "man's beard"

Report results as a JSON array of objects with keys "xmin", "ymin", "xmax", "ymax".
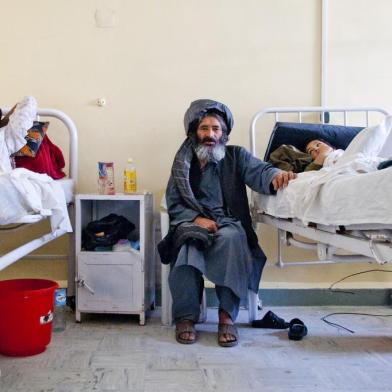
[{"xmin": 194, "ymin": 137, "xmax": 226, "ymax": 163}]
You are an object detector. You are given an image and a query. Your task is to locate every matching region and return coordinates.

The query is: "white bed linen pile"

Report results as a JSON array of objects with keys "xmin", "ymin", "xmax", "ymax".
[
  {"xmin": 0, "ymin": 96, "xmax": 37, "ymax": 173},
  {"xmin": 0, "ymin": 168, "xmax": 72, "ymax": 232},
  {"xmin": 255, "ymin": 115, "xmax": 392, "ymax": 226}
]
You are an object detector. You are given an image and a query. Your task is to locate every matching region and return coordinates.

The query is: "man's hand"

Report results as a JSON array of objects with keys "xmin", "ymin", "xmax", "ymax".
[
  {"xmin": 193, "ymin": 216, "xmax": 218, "ymax": 233},
  {"xmin": 272, "ymin": 171, "xmax": 297, "ymax": 191}
]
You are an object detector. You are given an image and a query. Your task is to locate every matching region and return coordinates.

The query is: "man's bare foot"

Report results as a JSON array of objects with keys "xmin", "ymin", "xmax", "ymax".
[
  {"xmin": 175, "ymin": 320, "xmax": 197, "ymax": 344},
  {"xmin": 218, "ymin": 310, "xmax": 238, "ymax": 346}
]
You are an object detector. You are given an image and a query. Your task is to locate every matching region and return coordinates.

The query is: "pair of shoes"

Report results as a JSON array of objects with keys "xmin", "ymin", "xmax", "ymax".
[
  {"xmin": 251, "ymin": 310, "xmax": 289, "ymax": 329},
  {"xmin": 288, "ymin": 318, "xmax": 308, "ymax": 341},
  {"xmin": 218, "ymin": 323, "xmax": 239, "ymax": 347},
  {"xmin": 175, "ymin": 320, "xmax": 197, "ymax": 344}
]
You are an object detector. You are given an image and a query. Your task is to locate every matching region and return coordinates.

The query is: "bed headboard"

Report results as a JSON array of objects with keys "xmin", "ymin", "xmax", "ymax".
[
  {"xmin": 249, "ymin": 106, "xmax": 390, "ymax": 158},
  {"xmin": 1, "ymin": 107, "xmax": 78, "ymax": 183}
]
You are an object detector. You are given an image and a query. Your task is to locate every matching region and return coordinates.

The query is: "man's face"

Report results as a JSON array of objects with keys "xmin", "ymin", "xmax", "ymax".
[
  {"xmin": 196, "ymin": 116, "xmax": 223, "ymax": 146},
  {"xmin": 194, "ymin": 115, "xmax": 226, "ymax": 164},
  {"xmin": 306, "ymin": 140, "xmax": 333, "ymax": 161}
]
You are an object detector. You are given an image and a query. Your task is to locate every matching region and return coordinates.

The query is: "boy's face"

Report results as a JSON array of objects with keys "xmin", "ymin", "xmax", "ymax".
[{"xmin": 306, "ymin": 140, "xmax": 334, "ymax": 161}]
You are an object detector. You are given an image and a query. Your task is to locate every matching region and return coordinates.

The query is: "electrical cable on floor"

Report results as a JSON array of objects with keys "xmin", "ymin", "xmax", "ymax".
[
  {"xmin": 322, "ymin": 269, "xmax": 392, "ymax": 332},
  {"xmin": 321, "ymin": 312, "xmax": 392, "ymax": 334}
]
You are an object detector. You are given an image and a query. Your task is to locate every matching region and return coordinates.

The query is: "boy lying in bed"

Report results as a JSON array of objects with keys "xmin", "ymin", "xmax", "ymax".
[
  {"xmin": 268, "ymin": 140, "xmax": 342, "ymax": 172},
  {"xmin": 270, "ymin": 121, "xmax": 391, "ymax": 173},
  {"xmin": 304, "ymin": 138, "xmax": 391, "ymax": 172}
]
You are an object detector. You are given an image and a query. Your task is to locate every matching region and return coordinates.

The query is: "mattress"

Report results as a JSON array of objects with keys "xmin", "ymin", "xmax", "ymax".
[
  {"xmin": 254, "ymin": 166, "xmax": 392, "ymax": 227},
  {"xmin": 57, "ymin": 178, "xmax": 74, "ymax": 204}
]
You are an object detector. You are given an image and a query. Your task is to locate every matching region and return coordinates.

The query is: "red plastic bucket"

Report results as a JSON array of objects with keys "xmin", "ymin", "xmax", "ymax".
[{"xmin": 0, "ymin": 279, "xmax": 59, "ymax": 357}]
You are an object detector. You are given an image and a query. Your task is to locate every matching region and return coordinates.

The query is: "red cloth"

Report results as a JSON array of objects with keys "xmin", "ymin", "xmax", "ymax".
[{"xmin": 14, "ymin": 135, "xmax": 66, "ymax": 179}]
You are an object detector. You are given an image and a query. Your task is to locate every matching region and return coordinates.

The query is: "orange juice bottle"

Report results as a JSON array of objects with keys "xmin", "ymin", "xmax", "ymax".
[{"xmin": 124, "ymin": 158, "xmax": 137, "ymax": 193}]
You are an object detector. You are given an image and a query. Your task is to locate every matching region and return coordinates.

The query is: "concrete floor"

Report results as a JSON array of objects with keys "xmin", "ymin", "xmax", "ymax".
[{"xmin": 1, "ymin": 306, "xmax": 392, "ymax": 392}]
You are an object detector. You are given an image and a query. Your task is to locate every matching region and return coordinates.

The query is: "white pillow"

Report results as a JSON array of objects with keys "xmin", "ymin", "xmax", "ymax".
[
  {"xmin": 339, "ymin": 114, "xmax": 392, "ymax": 164},
  {"xmin": 379, "ymin": 125, "xmax": 392, "ymax": 158}
]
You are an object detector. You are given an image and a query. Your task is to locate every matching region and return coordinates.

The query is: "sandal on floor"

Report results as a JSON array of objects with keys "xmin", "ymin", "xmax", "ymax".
[
  {"xmin": 218, "ymin": 323, "xmax": 239, "ymax": 347},
  {"xmin": 288, "ymin": 318, "xmax": 308, "ymax": 341},
  {"xmin": 251, "ymin": 310, "xmax": 289, "ymax": 329},
  {"xmin": 175, "ymin": 320, "xmax": 197, "ymax": 344}
]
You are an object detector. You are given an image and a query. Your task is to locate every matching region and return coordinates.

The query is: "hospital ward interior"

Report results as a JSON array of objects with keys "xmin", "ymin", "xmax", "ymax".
[{"xmin": 2, "ymin": 1, "xmax": 392, "ymax": 391}]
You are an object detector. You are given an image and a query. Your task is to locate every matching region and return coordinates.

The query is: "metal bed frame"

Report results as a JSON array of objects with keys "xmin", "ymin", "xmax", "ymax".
[
  {"xmin": 0, "ymin": 107, "xmax": 78, "ymax": 295},
  {"xmin": 249, "ymin": 106, "xmax": 392, "ymax": 267}
]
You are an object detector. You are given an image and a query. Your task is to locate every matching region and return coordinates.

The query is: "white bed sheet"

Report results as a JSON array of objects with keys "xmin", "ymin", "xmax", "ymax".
[
  {"xmin": 255, "ymin": 165, "xmax": 392, "ymax": 226},
  {"xmin": 0, "ymin": 168, "xmax": 72, "ymax": 231}
]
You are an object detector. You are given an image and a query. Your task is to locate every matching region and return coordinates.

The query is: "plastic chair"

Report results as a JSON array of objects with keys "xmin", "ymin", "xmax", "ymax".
[{"xmin": 160, "ymin": 204, "xmax": 259, "ymax": 326}]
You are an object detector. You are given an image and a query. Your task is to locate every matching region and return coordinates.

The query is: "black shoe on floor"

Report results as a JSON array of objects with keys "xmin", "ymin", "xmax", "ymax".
[
  {"xmin": 252, "ymin": 310, "xmax": 290, "ymax": 329},
  {"xmin": 288, "ymin": 318, "xmax": 308, "ymax": 340}
]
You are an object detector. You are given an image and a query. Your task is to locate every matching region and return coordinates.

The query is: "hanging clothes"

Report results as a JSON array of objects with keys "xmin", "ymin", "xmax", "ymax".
[{"xmin": 14, "ymin": 134, "xmax": 66, "ymax": 179}]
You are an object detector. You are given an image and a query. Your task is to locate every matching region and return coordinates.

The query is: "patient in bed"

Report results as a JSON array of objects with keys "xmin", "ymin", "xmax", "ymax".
[
  {"xmin": 269, "ymin": 140, "xmax": 342, "ymax": 172},
  {"xmin": 304, "ymin": 138, "xmax": 388, "ymax": 174},
  {"xmin": 270, "ymin": 114, "xmax": 392, "ymax": 174}
]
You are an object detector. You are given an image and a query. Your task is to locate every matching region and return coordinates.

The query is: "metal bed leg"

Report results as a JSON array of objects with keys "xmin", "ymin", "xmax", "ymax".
[{"xmin": 67, "ymin": 203, "xmax": 76, "ymax": 298}]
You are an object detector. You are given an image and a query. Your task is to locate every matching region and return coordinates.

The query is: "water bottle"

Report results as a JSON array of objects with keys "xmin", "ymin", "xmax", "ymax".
[
  {"xmin": 124, "ymin": 158, "xmax": 137, "ymax": 193},
  {"xmin": 53, "ymin": 288, "xmax": 67, "ymax": 332}
]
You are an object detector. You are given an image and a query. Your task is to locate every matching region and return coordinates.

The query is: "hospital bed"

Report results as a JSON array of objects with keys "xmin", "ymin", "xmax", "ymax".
[
  {"xmin": 250, "ymin": 106, "xmax": 392, "ymax": 267},
  {"xmin": 0, "ymin": 107, "xmax": 77, "ymax": 296}
]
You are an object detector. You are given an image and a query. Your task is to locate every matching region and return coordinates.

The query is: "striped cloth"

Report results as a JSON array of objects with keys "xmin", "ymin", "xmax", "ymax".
[{"xmin": 171, "ymin": 137, "xmax": 205, "ymax": 215}]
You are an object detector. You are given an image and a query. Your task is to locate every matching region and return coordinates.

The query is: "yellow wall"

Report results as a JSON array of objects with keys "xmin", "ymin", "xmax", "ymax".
[{"xmin": 1, "ymin": 0, "xmax": 392, "ymax": 289}]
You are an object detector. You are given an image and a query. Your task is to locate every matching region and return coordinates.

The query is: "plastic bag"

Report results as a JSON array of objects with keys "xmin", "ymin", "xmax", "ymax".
[{"xmin": 82, "ymin": 213, "xmax": 135, "ymax": 251}]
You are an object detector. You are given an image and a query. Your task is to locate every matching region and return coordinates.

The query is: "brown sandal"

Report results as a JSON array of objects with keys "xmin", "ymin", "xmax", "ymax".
[
  {"xmin": 175, "ymin": 320, "xmax": 197, "ymax": 344},
  {"xmin": 218, "ymin": 323, "xmax": 239, "ymax": 347}
]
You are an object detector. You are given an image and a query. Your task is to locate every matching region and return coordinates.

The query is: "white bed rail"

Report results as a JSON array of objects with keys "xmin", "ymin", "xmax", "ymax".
[{"xmin": 0, "ymin": 229, "xmax": 67, "ymax": 271}]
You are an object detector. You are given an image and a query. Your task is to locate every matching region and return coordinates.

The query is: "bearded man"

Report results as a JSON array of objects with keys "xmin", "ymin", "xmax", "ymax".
[{"xmin": 162, "ymin": 99, "xmax": 296, "ymax": 347}]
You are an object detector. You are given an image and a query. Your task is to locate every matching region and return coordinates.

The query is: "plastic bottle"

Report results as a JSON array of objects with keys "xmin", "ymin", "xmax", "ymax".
[
  {"xmin": 52, "ymin": 288, "xmax": 67, "ymax": 332},
  {"xmin": 124, "ymin": 158, "xmax": 137, "ymax": 193}
]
